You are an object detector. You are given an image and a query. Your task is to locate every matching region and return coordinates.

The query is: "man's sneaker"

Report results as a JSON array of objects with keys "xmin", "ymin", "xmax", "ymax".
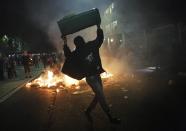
[{"xmin": 109, "ymin": 117, "xmax": 121, "ymax": 124}]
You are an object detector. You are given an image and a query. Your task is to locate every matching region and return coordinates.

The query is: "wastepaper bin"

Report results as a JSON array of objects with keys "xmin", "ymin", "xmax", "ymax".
[{"xmin": 57, "ymin": 8, "xmax": 101, "ymax": 36}]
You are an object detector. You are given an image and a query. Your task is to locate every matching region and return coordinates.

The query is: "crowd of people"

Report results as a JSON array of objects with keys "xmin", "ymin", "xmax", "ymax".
[
  {"xmin": 0, "ymin": 53, "xmax": 18, "ymax": 80},
  {"xmin": 0, "ymin": 51, "xmax": 60, "ymax": 81}
]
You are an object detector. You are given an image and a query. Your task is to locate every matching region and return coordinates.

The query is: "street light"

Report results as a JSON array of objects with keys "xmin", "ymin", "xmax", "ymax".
[{"xmin": 110, "ymin": 38, "xmax": 114, "ymax": 43}]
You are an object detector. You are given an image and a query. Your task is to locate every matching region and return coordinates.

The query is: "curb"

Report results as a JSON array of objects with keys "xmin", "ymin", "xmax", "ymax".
[{"xmin": 0, "ymin": 71, "xmax": 43, "ymax": 104}]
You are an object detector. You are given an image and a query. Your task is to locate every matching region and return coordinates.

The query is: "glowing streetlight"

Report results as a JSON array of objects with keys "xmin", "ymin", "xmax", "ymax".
[{"xmin": 110, "ymin": 38, "xmax": 114, "ymax": 43}]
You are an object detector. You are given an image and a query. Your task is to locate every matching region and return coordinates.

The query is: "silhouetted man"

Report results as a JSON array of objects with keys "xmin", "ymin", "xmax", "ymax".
[{"xmin": 63, "ymin": 25, "xmax": 121, "ymax": 124}]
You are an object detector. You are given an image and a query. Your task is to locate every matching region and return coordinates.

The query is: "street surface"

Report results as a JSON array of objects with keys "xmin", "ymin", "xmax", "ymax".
[
  {"xmin": 0, "ymin": 65, "xmax": 43, "ymax": 102},
  {"xmin": 0, "ymin": 70, "xmax": 186, "ymax": 131}
]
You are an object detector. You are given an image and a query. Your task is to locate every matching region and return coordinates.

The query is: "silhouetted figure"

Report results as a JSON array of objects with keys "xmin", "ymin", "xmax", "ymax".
[
  {"xmin": 63, "ymin": 25, "xmax": 121, "ymax": 124},
  {"xmin": 47, "ymin": 55, "xmax": 53, "ymax": 67},
  {"xmin": 41, "ymin": 54, "xmax": 47, "ymax": 68},
  {"xmin": 4, "ymin": 56, "xmax": 9, "ymax": 79},
  {"xmin": 33, "ymin": 55, "xmax": 39, "ymax": 68},
  {"xmin": 22, "ymin": 51, "xmax": 32, "ymax": 78},
  {"xmin": 6, "ymin": 56, "xmax": 13, "ymax": 79},
  {"xmin": 0, "ymin": 53, "xmax": 4, "ymax": 80},
  {"xmin": 9, "ymin": 56, "xmax": 17, "ymax": 78}
]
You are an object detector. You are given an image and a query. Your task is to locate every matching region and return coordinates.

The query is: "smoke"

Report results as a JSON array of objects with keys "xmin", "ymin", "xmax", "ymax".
[
  {"xmin": 64, "ymin": 26, "xmax": 132, "ymax": 76},
  {"xmin": 24, "ymin": 0, "xmax": 112, "ymax": 53},
  {"xmin": 101, "ymin": 55, "xmax": 132, "ymax": 76},
  {"xmin": 23, "ymin": 0, "xmax": 164, "ymax": 74}
]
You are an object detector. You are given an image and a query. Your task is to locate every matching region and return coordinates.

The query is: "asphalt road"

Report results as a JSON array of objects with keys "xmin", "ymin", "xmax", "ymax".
[{"xmin": 0, "ymin": 72, "xmax": 186, "ymax": 131}]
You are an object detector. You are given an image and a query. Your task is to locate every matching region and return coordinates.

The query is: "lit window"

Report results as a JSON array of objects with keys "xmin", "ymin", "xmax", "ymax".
[
  {"xmin": 109, "ymin": 7, "xmax": 112, "ymax": 14},
  {"xmin": 113, "ymin": 20, "xmax": 117, "ymax": 25},
  {"xmin": 105, "ymin": 9, "xmax": 109, "ymax": 14},
  {"xmin": 112, "ymin": 20, "xmax": 117, "ymax": 30},
  {"xmin": 112, "ymin": 3, "xmax": 114, "ymax": 9}
]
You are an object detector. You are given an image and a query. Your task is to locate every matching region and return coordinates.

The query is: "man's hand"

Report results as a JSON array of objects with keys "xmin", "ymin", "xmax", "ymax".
[
  {"xmin": 62, "ymin": 36, "xmax": 67, "ymax": 45},
  {"xmin": 97, "ymin": 24, "xmax": 101, "ymax": 29}
]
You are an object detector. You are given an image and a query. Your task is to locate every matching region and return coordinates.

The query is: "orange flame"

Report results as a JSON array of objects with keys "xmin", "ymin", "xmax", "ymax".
[{"xmin": 26, "ymin": 69, "xmax": 113, "ymax": 89}]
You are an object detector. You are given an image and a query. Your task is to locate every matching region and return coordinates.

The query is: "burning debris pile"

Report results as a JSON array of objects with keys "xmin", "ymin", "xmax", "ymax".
[
  {"xmin": 26, "ymin": 67, "xmax": 113, "ymax": 89},
  {"xmin": 26, "ymin": 68, "xmax": 79, "ymax": 89}
]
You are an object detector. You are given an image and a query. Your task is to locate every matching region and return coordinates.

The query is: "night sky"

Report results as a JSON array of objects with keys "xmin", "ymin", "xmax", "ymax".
[{"xmin": 0, "ymin": 0, "xmax": 185, "ymax": 52}]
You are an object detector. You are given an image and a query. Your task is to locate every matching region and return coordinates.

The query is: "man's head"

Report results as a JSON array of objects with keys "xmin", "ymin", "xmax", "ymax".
[{"xmin": 74, "ymin": 36, "xmax": 85, "ymax": 48}]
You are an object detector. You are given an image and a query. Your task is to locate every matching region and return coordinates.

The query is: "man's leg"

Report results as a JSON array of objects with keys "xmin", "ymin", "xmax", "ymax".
[
  {"xmin": 86, "ymin": 96, "xmax": 98, "ymax": 113},
  {"xmin": 85, "ymin": 77, "xmax": 99, "ymax": 122},
  {"xmin": 84, "ymin": 95, "xmax": 97, "ymax": 123},
  {"xmin": 86, "ymin": 75, "xmax": 110, "ymax": 114},
  {"xmin": 27, "ymin": 66, "xmax": 31, "ymax": 78},
  {"xmin": 86, "ymin": 75, "xmax": 121, "ymax": 124},
  {"xmin": 24, "ymin": 65, "xmax": 28, "ymax": 78}
]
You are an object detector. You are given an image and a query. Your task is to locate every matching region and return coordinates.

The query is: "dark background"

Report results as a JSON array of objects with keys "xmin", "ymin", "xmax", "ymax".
[{"xmin": 0, "ymin": 0, "xmax": 186, "ymax": 52}]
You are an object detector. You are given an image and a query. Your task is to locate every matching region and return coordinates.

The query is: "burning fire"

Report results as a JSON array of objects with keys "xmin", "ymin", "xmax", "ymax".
[
  {"xmin": 63, "ymin": 75, "xmax": 79, "ymax": 87},
  {"xmin": 101, "ymin": 72, "xmax": 113, "ymax": 79},
  {"xmin": 26, "ymin": 69, "xmax": 113, "ymax": 89}
]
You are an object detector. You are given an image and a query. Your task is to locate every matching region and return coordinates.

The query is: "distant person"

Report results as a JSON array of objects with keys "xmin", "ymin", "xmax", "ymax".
[
  {"xmin": 4, "ymin": 56, "xmax": 10, "ymax": 79},
  {"xmin": 0, "ymin": 53, "xmax": 5, "ymax": 80},
  {"xmin": 22, "ymin": 51, "xmax": 32, "ymax": 78},
  {"xmin": 9, "ymin": 56, "xmax": 17, "ymax": 78},
  {"xmin": 33, "ymin": 55, "xmax": 39, "ymax": 68},
  {"xmin": 62, "ymin": 25, "xmax": 121, "ymax": 124},
  {"xmin": 6, "ymin": 56, "xmax": 13, "ymax": 79},
  {"xmin": 52, "ymin": 54, "xmax": 57, "ymax": 64},
  {"xmin": 47, "ymin": 55, "xmax": 53, "ymax": 67},
  {"xmin": 41, "ymin": 54, "xmax": 47, "ymax": 68}
]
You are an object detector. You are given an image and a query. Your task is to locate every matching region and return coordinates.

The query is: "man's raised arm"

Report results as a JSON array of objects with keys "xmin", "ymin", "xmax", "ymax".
[
  {"xmin": 88, "ymin": 24, "xmax": 104, "ymax": 48},
  {"xmin": 96, "ymin": 25, "xmax": 104, "ymax": 48}
]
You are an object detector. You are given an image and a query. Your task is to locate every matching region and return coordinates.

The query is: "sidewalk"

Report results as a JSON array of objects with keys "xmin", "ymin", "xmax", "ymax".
[{"xmin": 0, "ymin": 65, "xmax": 44, "ymax": 103}]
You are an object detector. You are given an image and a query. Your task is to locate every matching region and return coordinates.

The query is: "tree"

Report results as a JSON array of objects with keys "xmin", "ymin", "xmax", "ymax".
[
  {"xmin": 0, "ymin": 35, "xmax": 9, "ymax": 54},
  {"xmin": 0, "ymin": 35, "xmax": 24, "ymax": 55}
]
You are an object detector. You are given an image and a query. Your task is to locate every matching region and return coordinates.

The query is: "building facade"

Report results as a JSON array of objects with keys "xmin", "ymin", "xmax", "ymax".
[{"xmin": 102, "ymin": 1, "xmax": 126, "ymax": 51}]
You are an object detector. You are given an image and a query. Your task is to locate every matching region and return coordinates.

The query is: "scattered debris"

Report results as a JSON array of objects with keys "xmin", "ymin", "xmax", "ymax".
[
  {"xmin": 168, "ymin": 80, "xmax": 173, "ymax": 86},
  {"xmin": 121, "ymin": 88, "xmax": 128, "ymax": 92},
  {"xmin": 75, "ymin": 86, "xmax": 81, "ymax": 90},
  {"xmin": 56, "ymin": 88, "xmax": 60, "ymax": 93},
  {"xmin": 178, "ymin": 72, "xmax": 186, "ymax": 77},
  {"xmin": 72, "ymin": 89, "xmax": 91, "ymax": 95},
  {"xmin": 137, "ymin": 79, "xmax": 142, "ymax": 83},
  {"xmin": 124, "ymin": 96, "xmax": 128, "ymax": 99}
]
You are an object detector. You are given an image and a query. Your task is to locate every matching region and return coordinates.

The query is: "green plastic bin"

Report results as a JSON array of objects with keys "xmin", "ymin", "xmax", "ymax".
[{"xmin": 57, "ymin": 8, "xmax": 101, "ymax": 36}]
